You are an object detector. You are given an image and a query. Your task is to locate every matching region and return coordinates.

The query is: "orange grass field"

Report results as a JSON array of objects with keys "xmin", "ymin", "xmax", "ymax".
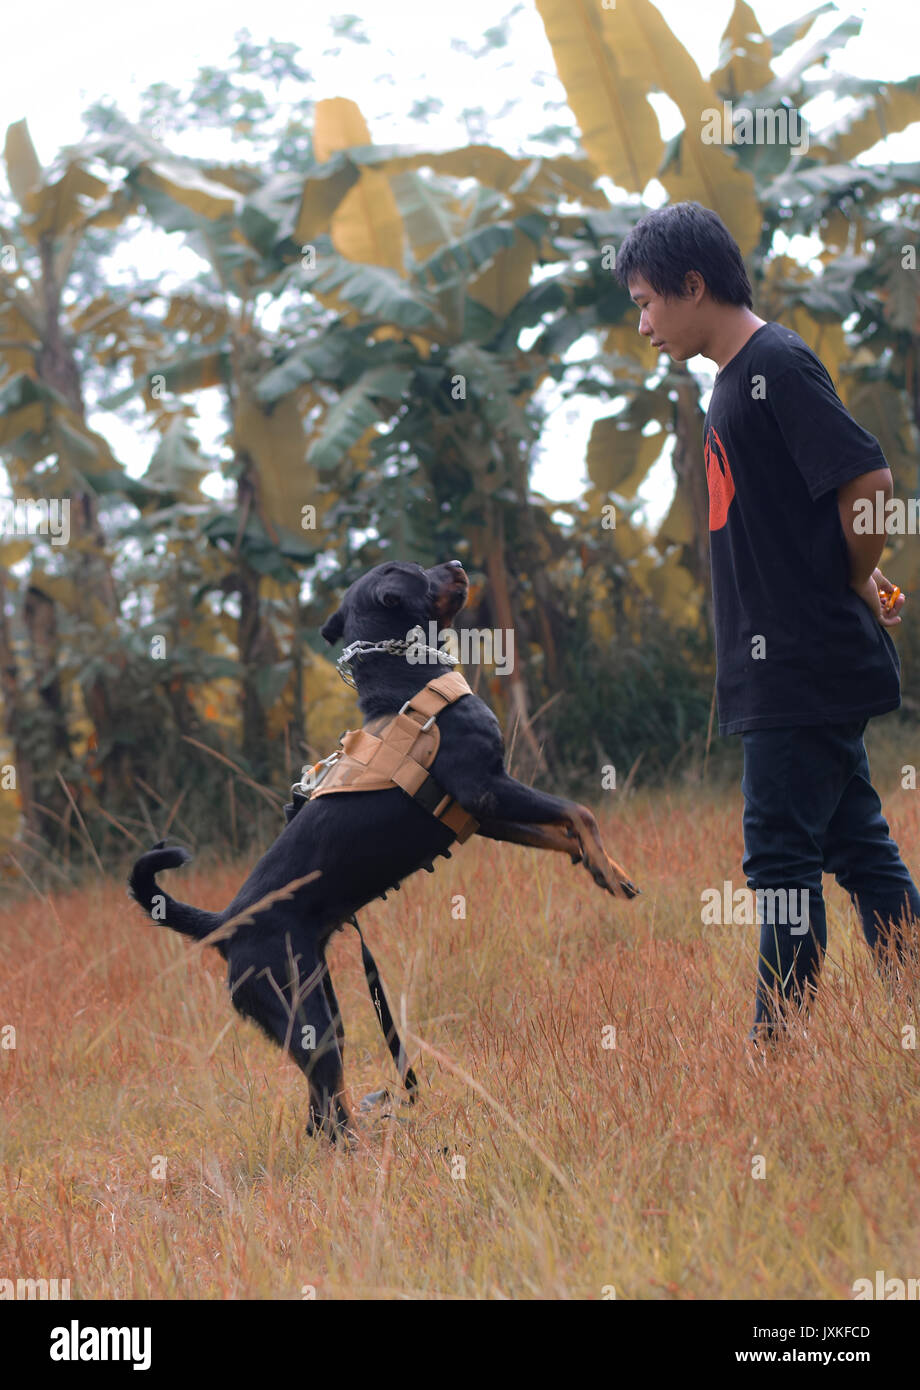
[{"xmin": 2, "ymin": 726, "xmax": 919, "ymax": 1302}]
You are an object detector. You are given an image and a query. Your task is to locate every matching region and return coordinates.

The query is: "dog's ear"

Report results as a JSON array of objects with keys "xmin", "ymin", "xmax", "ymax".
[
  {"xmin": 374, "ymin": 583, "xmax": 402, "ymax": 609},
  {"xmin": 321, "ymin": 608, "xmax": 345, "ymax": 644}
]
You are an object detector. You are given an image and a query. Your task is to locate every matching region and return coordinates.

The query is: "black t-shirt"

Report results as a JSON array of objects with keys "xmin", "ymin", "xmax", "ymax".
[{"xmin": 702, "ymin": 320, "xmax": 901, "ymax": 735}]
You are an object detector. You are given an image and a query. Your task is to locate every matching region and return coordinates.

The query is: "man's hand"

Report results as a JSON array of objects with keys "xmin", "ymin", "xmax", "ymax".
[{"xmin": 851, "ymin": 568, "xmax": 905, "ymax": 626}]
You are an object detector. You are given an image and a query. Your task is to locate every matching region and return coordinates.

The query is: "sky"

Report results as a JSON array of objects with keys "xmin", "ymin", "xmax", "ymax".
[{"xmin": 1, "ymin": 0, "xmax": 918, "ymax": 526}]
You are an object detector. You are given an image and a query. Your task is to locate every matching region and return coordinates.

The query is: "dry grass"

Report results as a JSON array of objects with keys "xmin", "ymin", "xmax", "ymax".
[{"xmin": 2, "ymin": 745, "xmax": 919, "ymax": 1300}]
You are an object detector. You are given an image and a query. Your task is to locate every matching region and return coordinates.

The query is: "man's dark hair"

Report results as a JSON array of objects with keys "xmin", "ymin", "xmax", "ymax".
[{"xmin": 614, "ymin": 202, "xmax": 753, "ymax": 307}]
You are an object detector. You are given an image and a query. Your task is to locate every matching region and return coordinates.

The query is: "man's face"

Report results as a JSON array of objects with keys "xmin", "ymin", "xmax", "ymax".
[{"xmin": 627, "ymin": 271, "xmax": 705, "ymax": 362}]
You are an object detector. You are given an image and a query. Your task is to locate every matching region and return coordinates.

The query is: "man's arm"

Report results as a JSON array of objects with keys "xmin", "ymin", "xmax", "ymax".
[
  {"xmin": 837, "ymin": 467, "xmax": 903, "ymax": 625},
  {"xmin": 838, "ymin": 467, "xmax": 891, "ymax": 586}
]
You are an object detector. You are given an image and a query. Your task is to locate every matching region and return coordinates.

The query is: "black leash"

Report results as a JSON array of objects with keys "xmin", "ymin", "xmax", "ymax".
[{"xmin": 348, "ymin": 914, "xmax": 418, "ymax": 1100}]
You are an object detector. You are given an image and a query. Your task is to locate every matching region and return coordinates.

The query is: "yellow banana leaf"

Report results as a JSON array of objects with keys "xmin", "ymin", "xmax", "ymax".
[
  {"xmin": 28, "ymin": 569, "xmax": 79, "ymax": 610},
  {"xmin": 809, "ymin": 79, "xmax": 920, "ymax": 163},
  {"xmin": 3, "ymin": 119, "xmax": 42, "ymax": 210},
  {"xmin": 0, "ymin": 537, "xmax": 32, "ymax": 565},
  {"xmin": 646, "ymin": 550, "xmax": 700, "ymax": 628},
  {"xmin": 467, "ymin": 228, "xmax": 537, "ymax": 317},
  {"xmin": 0, "ymin": 401, "xmax": 44, "ymax": 447},
  {"xmin": 536, "ymin": 0, "xmax": 760, "ymax": 253},
  {"xmin": 137, "ymin": 160, "xmax": 239, "ymax": 219},
  {"xmin": 604, "ymin": 322, "xmax": 659, "ymax": 373},
  {"xmin": 372, "ymin": 146, "xmax": 607, "ymax": 207},
  {"xmin": 235, "ymin": 390, "xmax": 327, "ymax": 540},
  {"xmin": 302, "ymin": 650, "xmax": 360, "ymax": 755},
  {"xmin": 587, "ymin": 414, "xmax": 664, "ymax": 495},
  {"xmin": 757, "ymin": 257, "xmax": 848, "ymax": 394},
  {"xmin": 534, "ymin": 0, "xmax": 663, "ymax": 194},
  {"xmin": 313, "ymin": 99, "xmax": 405, "ymax": 271},
  {"xmin": 846, "ymin": 380, "xmax": 917, "ymax": 496},
  {"xmin": 604, "ymin": 0, "xmax": 760, "ymax": 252},
  {"xmin": 709, "ymin": 0, "xmax": 773, "ymax": 97},
  {"xmin": 610, "ymin": 515, "xmax": 650, "ymax": 561},
  {"xmin": 657, "ymin": 482, "xmax": 694, "ymax": 546},
  {"xmin": 26, "ymin": 164, "xmax": 109, "ymax": 239},
  {"xmin": 0, "ymin": 303, "xmax": 39, "ymax": 379}
]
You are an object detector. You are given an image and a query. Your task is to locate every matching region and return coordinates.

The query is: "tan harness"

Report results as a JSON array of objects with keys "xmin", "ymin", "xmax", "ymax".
[{"xmin": 294, "ymin": 670, "xmax": 479, "ymax": 844}]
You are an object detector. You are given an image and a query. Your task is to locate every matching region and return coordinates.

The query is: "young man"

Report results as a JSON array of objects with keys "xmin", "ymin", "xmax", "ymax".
[{"xmin": 614, "ymin": 200, "xmax": 920, "ymax": 1041}]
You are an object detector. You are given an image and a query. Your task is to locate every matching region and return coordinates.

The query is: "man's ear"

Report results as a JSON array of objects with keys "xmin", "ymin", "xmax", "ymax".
[{"xmin": 321, "ymin": 608, "xmax": 345, "ymax": 644}]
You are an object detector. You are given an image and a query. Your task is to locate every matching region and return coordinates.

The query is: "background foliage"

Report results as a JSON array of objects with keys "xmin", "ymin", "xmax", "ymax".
[{"xmin": 1, "ymin": 1, "xmax": 919, "ymax": 877}]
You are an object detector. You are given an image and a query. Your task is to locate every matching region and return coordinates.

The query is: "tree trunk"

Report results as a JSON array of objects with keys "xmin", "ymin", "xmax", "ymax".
[
  {"xmin": 22, "ymin": 585, "xmax": 72, "ymax": 840},
  {"xmin": 237, "ymin": 559, "xmax": 272, "ymax": 785},
  {"xmin": 23, "ymin": 585, "xmax": 70, "ymax": 758},
  {"xmin": 0, "ymin": 564, "xmax": 38, "ymax": 841},
  {"xmin": 21, "ymin": 234, "xmax": 125, "ymax": 840},
  {"xmin": 485, "ymin": 501, "xmax": 544, "ymax": 779},
  {"xmin": 509, "ymin": 440, "xmax": 560, "ymax": 686},
  {"xmin": 290, "ymin": 590, "xmax": 307, "ymax": 760},
  {"xmin": 234, "ymin": 474, "xmax": 276, "ymax": 785}
]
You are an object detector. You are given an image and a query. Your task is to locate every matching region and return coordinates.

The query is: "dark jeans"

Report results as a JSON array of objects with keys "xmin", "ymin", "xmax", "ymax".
[{"xmin": 741, "ymin": 718, "xmax": 920, "ymax": 1037}]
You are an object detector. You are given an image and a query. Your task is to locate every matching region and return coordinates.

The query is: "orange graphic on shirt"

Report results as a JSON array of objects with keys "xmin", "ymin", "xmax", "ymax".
[{"xmin": 704, "ymin": 425, "xmax": 735, "ymax": 531}]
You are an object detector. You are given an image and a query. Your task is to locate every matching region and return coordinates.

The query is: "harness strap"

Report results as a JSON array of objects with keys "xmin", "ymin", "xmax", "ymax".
[
  {"xmin": 306, "ymin": 670, "xmax": 479, "ymax": 843},
  {"xmin": 350, "ymin": 914, "xmax": 418, "ymax": 1100},
  {"xmin": 404, "ymin": 669, "xmax": 471, "ymax": 718}
]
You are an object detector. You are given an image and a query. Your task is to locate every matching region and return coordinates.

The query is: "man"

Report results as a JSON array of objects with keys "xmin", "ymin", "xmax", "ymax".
[{"xmin": 614, "ymin": 200, "xmax": 920, "ymax": 1041}]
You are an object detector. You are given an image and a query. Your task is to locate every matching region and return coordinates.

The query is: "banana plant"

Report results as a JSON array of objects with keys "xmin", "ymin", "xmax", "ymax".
[
  {"xmin": 89, "ymin": 96, "xmax": 610, "ymax": 773},
  {"xmin": 245, "ymin": 97, "xmax": 617, "ymax": 767},
  {"xmin": 0, "ymin": 117, "xmax": 154, "ymax": 841},
  {"xmin": 531, "ymin": 0, "xmax": 920, "ymax": 637}
]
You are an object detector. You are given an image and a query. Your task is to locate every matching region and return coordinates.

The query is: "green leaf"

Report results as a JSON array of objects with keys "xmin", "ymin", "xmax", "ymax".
[
  {"xmin": 253, "ymin": 659, "xmax": 293, "ymax": 707},
  {"xmin": 0, "ymin": 373, "xmax": 60, "ymax": 447},
  {"xmin": 200, "ymin": 507, "xmax": 311, "ymax": 571},
  {"xmin": 764, "ymin": 4, "xmax": 834, "ymax": 58},
  {"xmin": 307, "ymin": 247, "xmax": 441, "ymax": 330},
  {"xmin": 101, "ymin": 348, "xmax": 232, "ymax": 409},
  {"xmin": 255, "ymin": 333, "xmax": 355, "ymax": 404},
  {"xmin": 586, "ymin": 411, "xmax": 667, "ymax": 496},
  {"xmin": 146, "ymin": 419, "xmax": 213, "ymax": 493},
  {"xmin": 238, "ymin": 171, "xmax": 303, "ymax": 254},
  {"xmin": 308, "ymin": 364, "xmax": 413, "ymax": 471},
  {"xmin": 388, "ymin": 170, "xmax": 461, "ymax": 263},
  {"xmin": 27, "ymin": 162, "xmax": 110, "ymax": 238},
  {"xmin": 293, "ymin": 154, "xmax": 362, "ymax": 244},
  {"xmin": 416, "ymin": 222, "xmax": 515, "ymax": 288},
  {"xmin": 461, "ymin": 295, "xmax": 502, "ymax": 343}
]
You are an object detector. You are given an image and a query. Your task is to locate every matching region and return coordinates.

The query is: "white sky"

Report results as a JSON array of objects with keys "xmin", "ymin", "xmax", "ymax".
[{"xmin": 2, "ymin": 0, "xmax": 918, "ymax": 525}]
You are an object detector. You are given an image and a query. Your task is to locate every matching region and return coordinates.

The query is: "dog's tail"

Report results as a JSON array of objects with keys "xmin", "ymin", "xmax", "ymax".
[{"xmin": 128, "ymin": 841, "xmax": 224, "ymax": 944}]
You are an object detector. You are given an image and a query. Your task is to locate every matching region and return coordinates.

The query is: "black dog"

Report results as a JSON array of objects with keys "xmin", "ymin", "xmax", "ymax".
[{"xmin": 129, "ymin": 560, "xmax": 639, "ymax": 1140}]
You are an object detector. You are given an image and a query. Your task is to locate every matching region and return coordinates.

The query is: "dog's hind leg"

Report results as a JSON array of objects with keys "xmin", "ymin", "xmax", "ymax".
[
  {"xmin": 321, "ymin": 955, "xmax": 345, "ymax": 1071},
  {"xmin": 229, "ymin": 941, "xmax": 353, "ymax": 1143}
]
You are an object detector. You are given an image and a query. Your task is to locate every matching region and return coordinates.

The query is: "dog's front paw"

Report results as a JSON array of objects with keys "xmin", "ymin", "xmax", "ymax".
[{"xmin": 585, "ymin": 853, "xmax": 641, "ymax": 900}]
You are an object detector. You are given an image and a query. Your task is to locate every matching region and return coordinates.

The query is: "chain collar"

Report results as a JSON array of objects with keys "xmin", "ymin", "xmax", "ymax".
[{"xmin": 335, "ymin": 638, "xmax": 459, "ymax": 689}]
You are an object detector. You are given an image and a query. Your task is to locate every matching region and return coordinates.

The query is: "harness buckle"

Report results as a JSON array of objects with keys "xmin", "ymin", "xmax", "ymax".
[
  {"xmin": 398, "ymin": 699, "xmax": 436, "ymax": 731},
  {"xmin": 292, "ymin": 748, "xmax": 342, "ymax": 798}
]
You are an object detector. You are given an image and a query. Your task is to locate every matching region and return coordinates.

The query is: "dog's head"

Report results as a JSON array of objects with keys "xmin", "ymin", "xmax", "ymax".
[{"xmin": 320, "ymin": 559, "xmax": 469, "ymax": 647}]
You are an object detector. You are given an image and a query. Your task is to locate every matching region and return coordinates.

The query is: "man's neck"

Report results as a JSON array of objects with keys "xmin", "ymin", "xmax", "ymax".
[{"xmin": 709, "ymin": 309, "xmax": 768, "ymax": 372}]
